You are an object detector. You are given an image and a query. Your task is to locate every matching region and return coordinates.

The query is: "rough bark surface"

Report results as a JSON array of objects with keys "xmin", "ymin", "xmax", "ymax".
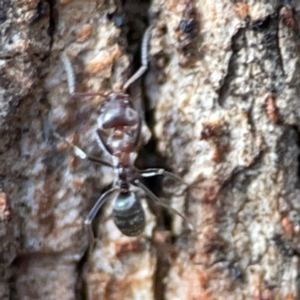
[{"xmin": 1, "ymin": 0, "xmax": 300, "ymax": 299}]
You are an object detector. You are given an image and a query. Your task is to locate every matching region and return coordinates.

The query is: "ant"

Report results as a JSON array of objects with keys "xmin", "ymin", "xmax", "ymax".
[{"xmin": 57, "ymin": 27, "xmax": 193, "ymax": 242}]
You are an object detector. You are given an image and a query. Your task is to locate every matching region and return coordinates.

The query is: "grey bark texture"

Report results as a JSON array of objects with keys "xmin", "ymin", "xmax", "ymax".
[{"xmin": 1, "ymin": 0, "xmax": 300, "ymax": 299}]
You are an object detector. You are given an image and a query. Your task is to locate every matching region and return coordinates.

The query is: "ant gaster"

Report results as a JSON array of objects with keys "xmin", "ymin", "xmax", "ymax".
[{"xmin": 58, "ymin": 27, "xmax": 193, "ymax": 240}]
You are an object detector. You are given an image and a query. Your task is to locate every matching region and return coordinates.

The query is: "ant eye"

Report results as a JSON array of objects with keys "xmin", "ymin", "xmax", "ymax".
[{"xmin": 124, "ymin": 107, "xmax": 139, "ymax": 123}]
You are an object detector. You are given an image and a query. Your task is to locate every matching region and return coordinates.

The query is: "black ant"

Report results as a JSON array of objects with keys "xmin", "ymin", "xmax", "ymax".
[{"xmin": 56, "ymin": 27, "xmax": 193, "ymax": 242}]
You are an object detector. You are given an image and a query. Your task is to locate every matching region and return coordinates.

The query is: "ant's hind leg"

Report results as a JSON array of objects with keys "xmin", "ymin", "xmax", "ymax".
[
  {"xmin": 139, "ymin": 168, "xmax": 189, "ymax": 196},
  {"xmin": 84, "ymin": 188, "xmax": 118, "ymax": 250},
  {"xmin": 139, "ymin": 168, "xmax": 186, "ymax": 184},
  {"xmin": 133, "ymin": 179, "xmax": 194, "ymax": 231}
]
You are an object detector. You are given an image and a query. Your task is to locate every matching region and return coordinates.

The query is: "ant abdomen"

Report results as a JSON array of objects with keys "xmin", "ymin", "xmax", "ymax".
[{"xmin": 112, "ymin": 191, "xmax": 145, "ymax": 236}]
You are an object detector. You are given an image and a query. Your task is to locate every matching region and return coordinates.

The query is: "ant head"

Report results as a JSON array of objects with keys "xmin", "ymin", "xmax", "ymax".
[
  {"xmin": 96, "ymin": 92, "xmax": 142, "ymax": 159},
  {"xmin": 98, "ymin": 93, "xmax": 139, "ymax": 130}
]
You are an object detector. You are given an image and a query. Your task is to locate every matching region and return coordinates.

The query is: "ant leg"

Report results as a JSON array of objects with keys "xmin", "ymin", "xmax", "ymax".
[
  {"xmin": 139, "ymin": 168, "xmax": 190, "ymax": 196},
  {"xmin": 139, "ymin": 168, "xmax": 187, "ymax": 184},
  {"xmin": 133, "ymin": 179, "xmax": 194, "ymax": 231},
  {"xmin": 84, "ymin": 187, "xmax": 118, "ymax": 248},
  {"xmin": 122, "ymin": 26, "xmax": 152, "ymax": 91},
  {"xmin": 61, "ymin": 52, "xmax": 105, "ymax": 98},
  {"xmin": 54, "ymin": 132, "xmax": 114, "ymax": 168}
]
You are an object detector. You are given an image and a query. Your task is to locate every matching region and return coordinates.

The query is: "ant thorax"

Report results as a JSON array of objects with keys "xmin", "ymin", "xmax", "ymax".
[{"xmin": 115, "ymin": 164, "xmax": 139, "ymax": 183}]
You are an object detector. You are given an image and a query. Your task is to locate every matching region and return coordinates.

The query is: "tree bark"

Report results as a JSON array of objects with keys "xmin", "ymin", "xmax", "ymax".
[{"xmin": 1, "ymin": 0, "xmax": 300, "ymax": 299}]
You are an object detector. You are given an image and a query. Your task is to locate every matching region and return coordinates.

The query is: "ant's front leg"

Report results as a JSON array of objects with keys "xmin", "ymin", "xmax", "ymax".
[{"xmin": 54, "ymin": 132, "xmax": 114, "ymax": 168}]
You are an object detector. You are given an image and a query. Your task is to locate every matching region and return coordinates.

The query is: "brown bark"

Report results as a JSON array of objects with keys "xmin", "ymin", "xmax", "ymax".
[{"xmin": 1, "ymin": 0, "xmax": 300, "ymax": 299}]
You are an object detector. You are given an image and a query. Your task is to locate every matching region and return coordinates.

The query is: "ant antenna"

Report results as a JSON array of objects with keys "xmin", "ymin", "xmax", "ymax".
[
  {"xmin": 61, "ymin": 52, "xmax": 76, "ymax": 95},
  {"xmin": 122, "ymin": 26, "xmax": 152, "ymax": 91},
  {"xmin": 61, "ymin": 52, "xmax": 105, "ymax": 98}
]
